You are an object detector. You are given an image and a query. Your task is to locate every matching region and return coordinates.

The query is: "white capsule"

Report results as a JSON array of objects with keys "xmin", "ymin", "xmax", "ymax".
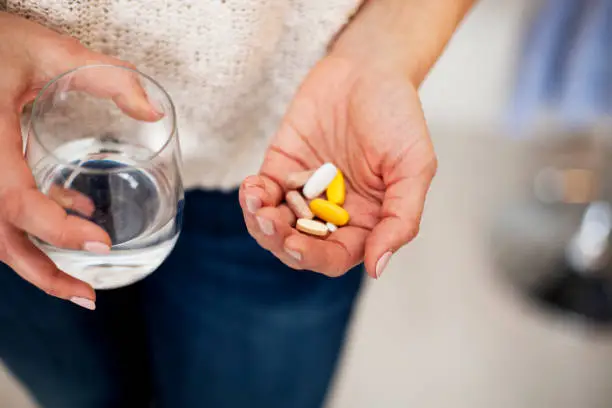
[
  {"xmin": 326, "ymin": 222, "xmax": 338, "ymax": 232},
  {"xmin": 302, "ymin": 163, "xmax": 338, "ymax": 199}
]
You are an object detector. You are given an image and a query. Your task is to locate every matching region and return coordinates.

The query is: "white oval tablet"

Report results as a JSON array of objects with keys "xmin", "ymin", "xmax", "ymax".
[
  {"xmin": 296, "ymin": 218, "xmax": 329, "ymax": 237},
  {"xmin": 302, "ymin": 163, "xmax": 338, "ymax": 199}
]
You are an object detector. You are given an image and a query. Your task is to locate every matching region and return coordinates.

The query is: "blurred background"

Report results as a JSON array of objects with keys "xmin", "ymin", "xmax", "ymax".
[{"xmin": 6, "ymin": 0, "xmax": 612, "ymax": 406}]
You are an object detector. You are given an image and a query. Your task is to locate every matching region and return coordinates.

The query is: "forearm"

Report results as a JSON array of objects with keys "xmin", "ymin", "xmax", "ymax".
[{"xmin": 331, "ymin": 0, "xmax": 477, "ymax": 86}]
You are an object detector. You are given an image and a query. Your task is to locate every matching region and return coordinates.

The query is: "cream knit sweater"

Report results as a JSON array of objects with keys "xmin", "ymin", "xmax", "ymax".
[{"xmin": 3, "ymin": 0, "xmax": 362, "ymax": 189}]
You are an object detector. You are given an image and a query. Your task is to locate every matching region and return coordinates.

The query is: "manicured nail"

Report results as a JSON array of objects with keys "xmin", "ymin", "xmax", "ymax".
[
  {"xmin": 58, "ymin": 195, "xmax": 74, "ymax": 208},
  {"xmin": 151, "ymin": 107, "xmax": 165, "ymax": 118},
  {"xmin": 72, "ymin": 197, "xmax": 96, "ymax": 217},
  {"xmin": 83, "ymin": 241, "xmax": 111, "ymax": 254},
  {"xmin": 256, "ymin": 216, "xmax": 275, "ymax": 236},
  {"xmin": 246, "ymin": 195, "xmax": 262, "ymax": 214},
  {"xmin": 375, "ymin": 251, "xmax": 393, "ymax": 279},
  {"xmin": 70, "ymin": 297, "xmax": 96, "ymax": 310},
  {"xmin": 285, "ymin": 248, "xmax": 302, "ymax": 262}
]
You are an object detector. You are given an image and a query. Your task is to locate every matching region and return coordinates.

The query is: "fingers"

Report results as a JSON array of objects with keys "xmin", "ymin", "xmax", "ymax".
[
  {"xmin": 240, "ymin": 184, "xmax": 301, "ymax": 266},
  {"xmin": 30, "ymin": 37, "xmax": 162, "ymax": 122},
  {"xmin": 0, "ymin": 111, "xmax": 109, "ymax": 250},
  {"xmin": 0, "ymin": 188, "xmax": 111, "ymax": 252},
  {"xmin": 364, "ymin": 154, "xmax": 437, "ymax": 279},
  {"xmin": 48, "ymin": 185, "xmax": 95, "ymax": 217},
  {"xmin": 2, "ymin": 226, "xmax": 95, "ymax": 304},
  {"xmin": 72, "ymin": 53, "xmax": 163, "ymax": 122},
  {"xmin": 283, "ymin": 226, "xmax": 369, "ymax": 276},
  {"xmin": 241, "ymin": 174, "xmax": 285, "ymax": 213},
  {"xmin": 241, "ymin": 174, "xmax": 370, "ymax": 276},
  {"xmin": 242, "ymin": 143, "xmax": 312, "ymax": 212},
  {"xmin": 0, "ymin": 110, "xmax": 100, "ymax": 307}
]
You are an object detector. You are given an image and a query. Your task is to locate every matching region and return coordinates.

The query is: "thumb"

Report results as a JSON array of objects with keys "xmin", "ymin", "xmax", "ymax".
[
  {"xmin": 73, "ymin": 54, "xmax": 164, "ymax": 122},
  {"xmin": 37, "ymin": 36, "xmax": 162, "ymax": 122},
  {"xmin": 364, "ymin": 147, "xmax": 437, "ymax": 279}
]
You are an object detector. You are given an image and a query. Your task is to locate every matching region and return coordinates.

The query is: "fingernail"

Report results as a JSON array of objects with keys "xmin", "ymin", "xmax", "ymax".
[
  {"xmin": 72, "ymin": 197, "xmax": 96, "ymax": 217},
  {"xmin": 151, "ymin": 106, "xmax": 165, "ymax": 119},
  {"xmin": 246, "ymin": 195, "xmax": 262, "ymax": 214},
  {"xmin": 285, "ymin": 248, "xmax": 302, "ymax": 262},
  {"xmin": 83, "ymin": 241, "xmax": 111, "ymax": 254},
  {"xmin": 70, "ymin": 297, "xmax": 96, "ymax": 310},
  {"xmin": 375, "ymin": 251, "xmax": 393, "ymax": 279},
  {"xmin": 58, "ymin": 195, "xmax": 74, "ymax": 208},
  {"xmin": 256, "ymin": 216, "xmax": 275, "ymax": 236}
]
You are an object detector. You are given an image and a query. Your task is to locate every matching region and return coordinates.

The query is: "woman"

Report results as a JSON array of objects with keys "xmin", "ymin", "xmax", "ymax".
[{"xmin": 0, "ymin": 1, "xmax": 475, "ymax": 407}]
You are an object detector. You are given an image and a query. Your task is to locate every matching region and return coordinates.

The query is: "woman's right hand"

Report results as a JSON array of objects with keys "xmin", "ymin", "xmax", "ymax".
[{"xmin": 0, "ymin": 12, "xmax": 158, "ymax": 309}]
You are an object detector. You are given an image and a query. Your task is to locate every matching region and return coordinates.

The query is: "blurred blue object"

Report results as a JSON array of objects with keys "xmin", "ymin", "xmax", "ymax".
[{"xmin": 508, "ymin": 0, "xmax": 612, "ymax": 135}]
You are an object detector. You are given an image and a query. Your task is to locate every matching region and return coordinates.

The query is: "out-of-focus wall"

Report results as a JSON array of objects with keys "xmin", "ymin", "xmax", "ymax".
[{"xmin": 421, "ymin": 0, "xmax": 537, "ymax": 131}]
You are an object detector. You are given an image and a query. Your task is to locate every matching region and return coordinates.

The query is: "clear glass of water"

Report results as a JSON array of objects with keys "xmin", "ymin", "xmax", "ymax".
[{"xmin": 25, "ymin": 65, "xmax": 183, "ymax": 290}]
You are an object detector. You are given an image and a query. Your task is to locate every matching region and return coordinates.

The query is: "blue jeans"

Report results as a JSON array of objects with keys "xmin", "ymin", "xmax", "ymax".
[{"xmin": 0, "ymin": 189, "xmax": 363, "ymax": 408}]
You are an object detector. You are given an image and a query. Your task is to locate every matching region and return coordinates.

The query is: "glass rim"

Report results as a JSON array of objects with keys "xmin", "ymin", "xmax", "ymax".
[{"xmin": 30, "ymin": 64, "xmax": 178, "ymax": 174}]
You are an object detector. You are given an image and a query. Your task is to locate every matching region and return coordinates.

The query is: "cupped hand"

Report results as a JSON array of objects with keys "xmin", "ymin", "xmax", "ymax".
[
  {"xmin": 0, "ymin": 12, "xmax": 158, "ymax": 307},
  {"xmin": 239, "ymin": 56, "xmax": 437, "ymax": 279}
]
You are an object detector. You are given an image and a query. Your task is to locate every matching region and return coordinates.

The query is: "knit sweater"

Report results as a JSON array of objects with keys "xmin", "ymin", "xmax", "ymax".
[{"xmin": 3, "ymin": 0, "xmax": 362, "ymax": 189}]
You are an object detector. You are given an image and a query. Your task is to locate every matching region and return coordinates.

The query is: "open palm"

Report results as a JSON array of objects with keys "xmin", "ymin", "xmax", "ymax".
[{"xmin": 239, "ymin": 56, "xmax": 437, "ymax": 279}]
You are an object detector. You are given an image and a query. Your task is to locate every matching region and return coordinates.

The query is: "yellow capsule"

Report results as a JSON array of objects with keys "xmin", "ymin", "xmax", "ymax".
[
  {"xmin": 309, "ymin": 199, "xmax": 350, "ymax": 226},
  {"xmin": 326, "ymin": 170, "xmax": 345, "ymax": 205}
]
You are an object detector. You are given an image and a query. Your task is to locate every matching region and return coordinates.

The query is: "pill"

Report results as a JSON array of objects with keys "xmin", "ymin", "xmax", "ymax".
[
  {"xmin": 286, "ymin": 170, "xmax": 314, "ymax": 189},
  {"xmin": 309, "ymin": 198, "xmax": 350, "ymax": 226},
  {"xmin": 326, "ymin": 222, "xmax": 338, "ymax": 232},
  {"xmin": 326, "ymin": 170, "xmax": 346, "ymax": 205},
  {"xmin": 302, "ymin": 163, "xmax": 338, "ymax": 199},
  {"xmin": 286, "ymin": 191, "xmax": 314, "ymax": 219},
  {"xmin": 296, "ymin": 218, "xmax": 329, "ymax": 237}
]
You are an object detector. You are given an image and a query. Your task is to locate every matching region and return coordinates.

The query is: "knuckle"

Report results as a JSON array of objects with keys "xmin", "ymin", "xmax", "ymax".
[
  {"xmin": 321, "ymin": 243, "xmax": 353, "ymax": 277},
  {"xmin": 402, "ymin": 221, "xmax": 420, "ymax": 244},
  {"xmin": 57, "ymin": 35, "xmax": 88, "ymax": 59},
  {"xmin": 243, "ymin": 175, "xmax": 263, "ymax": 189},
  {"xmin": 47, "ymin": 224, "xmax": 71, "ymax": 247}
]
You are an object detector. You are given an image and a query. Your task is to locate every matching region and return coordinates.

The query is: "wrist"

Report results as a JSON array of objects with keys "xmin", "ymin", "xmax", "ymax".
[
  {"xmin": 330, "ymin": 26, "xmax": 422, "ymax": 88},
  {"xmin": 329, "ymin": 0, "xmax": 476, "ymax": 87}
]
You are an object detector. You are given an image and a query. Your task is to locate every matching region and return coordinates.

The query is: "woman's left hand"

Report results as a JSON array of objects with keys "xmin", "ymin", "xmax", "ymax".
[{"xmin": 239, "ymin": 55, "xmax": 437, "ymax": 279}]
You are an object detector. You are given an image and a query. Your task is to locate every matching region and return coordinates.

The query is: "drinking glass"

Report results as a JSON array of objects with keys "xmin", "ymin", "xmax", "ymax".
[{"xmin": 25, "ymin": 65, "xmax": 183, "ymax": 290}]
